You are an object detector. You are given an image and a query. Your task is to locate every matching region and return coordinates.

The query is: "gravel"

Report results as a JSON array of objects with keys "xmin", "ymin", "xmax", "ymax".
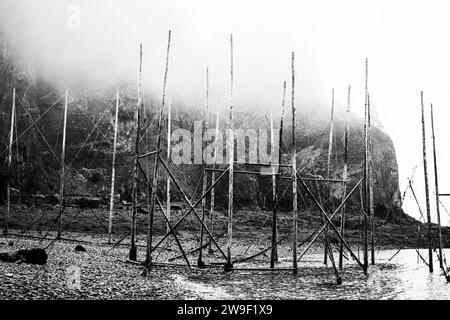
[{"xmin": 0, "ymin": 234, "xmax": 202, "ymax": 300}]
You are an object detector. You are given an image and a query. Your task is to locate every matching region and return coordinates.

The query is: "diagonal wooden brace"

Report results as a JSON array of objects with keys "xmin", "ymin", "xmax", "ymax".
[
  {"xmin": 151, "ymin": 158, "xmax": 229, "ymax": 260},
  {"xmin": 137, "ymin": 161, "xmax": 191, "ymax": 267},
  {"xmin": 157, "ymin": 156, "xmax": 228, "ymax": 260},
  {"xmin": 297, "ymin": 173, "xmax": 366, "ymax": 272}
]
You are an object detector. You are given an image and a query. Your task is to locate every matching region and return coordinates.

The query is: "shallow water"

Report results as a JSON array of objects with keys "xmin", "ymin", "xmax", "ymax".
[{"xmin": 175, "ymin": 249, "xmax": 450, "ymax": 299}]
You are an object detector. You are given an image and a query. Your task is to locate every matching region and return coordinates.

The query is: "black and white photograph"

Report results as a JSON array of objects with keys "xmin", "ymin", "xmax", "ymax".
[{"xmin": 1, "ymin": 0, "xmax": 450, "ymax": 307}]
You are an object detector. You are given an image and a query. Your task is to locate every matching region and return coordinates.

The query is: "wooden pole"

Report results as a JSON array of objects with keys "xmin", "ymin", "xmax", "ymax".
[
  {"xmin": 146, "ymin": 30, "xmax": 172, "ymax": 266},
  {"xmin": 4, "ymin": 88, "xmax": 16, "ymax": 236},
  {"xmin": 270, "ymin": 81, "xmax": 286, "ymax": 268},
  {"xmin": 269, "ymin": 106, "xmax": 277, "ymax": 265},
  {"xmin": 129, "ymin": 44, "xmax": 143, "ymax": 261},
  {"xmin": 270, "ymin": 105, "xmax": 275, "ymax": 204},
  {"xmin": 137, "ymin": 161, "xmax": 191, "ymax": 267},
  {"xmin": 339, "ymin": 84, "xmax": 350, "ymax": 268},
  {"xmin": 358, "ymin": 183, "xmax": 363, "ymax": 260},
  {"xmin": 430, "ymin": 103, "xmax": 444, "ymax": 269},
  {"xmin": 14, "ymin": 105, "xmax": 20, "ymax": 205},
  {"xmin": 198, "ymin": 67, "xmax": 210, "ymax": 268},
  {"xmin": 225, "ymin": 34, "xmax": 234, "ymax": 271},
  {"xmin": 209, "ymin": 108, "xmax": 220, "ymax": 254},
  {"xmin": 297, "ymin": 175, "xmax": 365, "ymax": 272},
  {"xmin": 56, "ymin": 90, "xmax": 68, "ymax": 240},
  {"xmin": 146, "ymin": 93, "xmax": 151, "ymax": 248},
  {"xmin": 108, "ymin": 90, "xmax": 120, "ymax": 243},
  {"xmin": 368, "ymin": 93, "xmax": 375, "ymax": 265},
  {"xmin": 363, "ymin": 58, "xmax": 369, "ymax": 273},
  {"xmin": 420, "ymin": 91, "xmax": 433, "ymax": 272},
  {"xmin": 147, "ymin": 109, "xmax": 163, "ymax": 266},
  {"xmin": 324, "ymin": 88, "xmax": 335, "ymax": 264},
  {"xmin": 166, "ymin": 97, "xmax": 172, "ymax": 234},
  {"xmin": 291, "ymin": 51, "xmax": 298, "ymax": 274},
  {"xmin": 152, "ymin": 161, "xmax": 229, "ymax": 258}
]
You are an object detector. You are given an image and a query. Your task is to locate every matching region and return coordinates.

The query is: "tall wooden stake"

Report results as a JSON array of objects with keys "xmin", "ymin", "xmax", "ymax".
[
  {"xmin": 198, "ymin": 67, "xmax": 210, "ymax": 267},
  {"xmin": 209, "ymin": 107, "xmax": 220, "ymax": 254},
  {"xmin": 166, "ymin": 97, "xmax": 172, "ymax": 235},
  {"xmin": 146, "ymin": 92, "xmax": 151, "ymax": 247},
  {"xmin": 339, "ymin": 84, "xmax": 350, "ymax": 268},
  {"xmin": 108, "ymin": 90, "xmax": 120, "ymax": 243},
  {"xmin": 430, "ymin": 103, "xmax": 444, "ymax": 269},
  {"xmin": 368, "ymin": 93, "xmax": 375, "ymax": 265},
  {"xmin": 269, "ymin": 106, "xmax": 278, "ymax": 265},
  {"xmin": 291, "ymin": 52, "xmax": 298, "ymax": 274},
  {"xmin": 56, "ymin": 90, "xmax": 68, "ymax": 240},
  {"xmin": 421, "ymin": 91, "xmax": 433, "ymax": 273},
  {"xmin": 324, "ymin": 88, "xmax": 335, "ymax": 264},
  {"xmin": 270, "ymin": 82, "xmax": 286, "ymax": 268},
  {"xmin": 129, "ymin": 44, "xmax": 143, "ymax": 261},
  {"xmin": 14, "ymin": 106, "xmax": 20, "ymax": 205},
  {"xmin": 4, "ymin": 88, "xmax": 16, "ymax": 236},
  {"xmin": 363, "ymin": 58, "xmax": 369, "ymax": 273},
  {"xmin": 225, "ymin": 34, "xmax": 234, "ymax": 271},
  {"xmin": 146, "ymin": 30, "xmax": 172, "ymax": 266}
]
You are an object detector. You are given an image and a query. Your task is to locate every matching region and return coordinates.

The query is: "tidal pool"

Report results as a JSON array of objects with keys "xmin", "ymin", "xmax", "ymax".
[{"xmin": 174, "ymin": 249, "xmax": 450, "ymax": 299}]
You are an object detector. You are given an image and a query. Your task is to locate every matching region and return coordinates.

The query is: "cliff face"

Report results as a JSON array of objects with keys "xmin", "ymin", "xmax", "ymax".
[
  {"xmin": 0, "ymin": 34, "xmax": 401, "ymax": 219},
  {"xmin": 0, "ymin": 32, "xmax": 56, "ymax": 198},
  {"xmin": 292, "ymin": 117, "xmax": 402, "ymax": 216}
]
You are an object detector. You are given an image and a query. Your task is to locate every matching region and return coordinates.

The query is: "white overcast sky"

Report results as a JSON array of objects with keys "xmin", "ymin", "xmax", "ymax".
[{"xmin": 3, "ymin": 0, "xmax": 450, "ymax": 225}]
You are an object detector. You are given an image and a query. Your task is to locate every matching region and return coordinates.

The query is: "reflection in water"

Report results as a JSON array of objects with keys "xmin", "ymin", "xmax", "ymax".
[{"xmin": 177, "ymin": 249, "xmax": 450, "ymax": 299}]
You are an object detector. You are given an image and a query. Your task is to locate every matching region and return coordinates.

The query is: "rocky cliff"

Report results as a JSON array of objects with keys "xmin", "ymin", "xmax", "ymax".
[{"xmin": 0, "ymin": 34, "xmax": 402, "ymax": 221}]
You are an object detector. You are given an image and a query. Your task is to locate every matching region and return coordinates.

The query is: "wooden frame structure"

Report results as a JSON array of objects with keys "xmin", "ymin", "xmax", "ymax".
[
  {"xmin": 117, "ymin": 35, "xmax": 374, "ymax": 284},
  {"xmin": 2, "ymin": 32, "xmax": 380, "ymax": 285}
]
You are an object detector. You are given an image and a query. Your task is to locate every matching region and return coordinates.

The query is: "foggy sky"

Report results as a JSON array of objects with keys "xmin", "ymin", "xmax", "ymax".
[{"xmin": 2, "ymin": 0, "xmax": 450, "ymax": 224}]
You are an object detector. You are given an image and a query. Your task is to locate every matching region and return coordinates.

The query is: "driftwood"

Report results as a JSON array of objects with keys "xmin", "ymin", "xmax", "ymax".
[{"xmin": 0, "ymin": 248, "xmax": 47, "ymax": 265}]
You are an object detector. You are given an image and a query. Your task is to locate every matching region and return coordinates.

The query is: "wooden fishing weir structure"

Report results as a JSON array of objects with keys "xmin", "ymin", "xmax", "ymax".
[
  {"xmin": 119, "ymin": 32, "xmax": 377, "ymax": 284},
  {"xmin": 7, "ymin": 30, "xmax": 446, "ymax": 285},
  {"xmin": 418, "ymin": 92, "xmax": 448, "ymax": 276}
]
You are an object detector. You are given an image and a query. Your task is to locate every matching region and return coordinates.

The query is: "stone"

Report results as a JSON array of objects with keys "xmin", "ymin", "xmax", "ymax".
[{"xmin": 75, "ymin": 244, "xmax": 86, "ymax": 252}]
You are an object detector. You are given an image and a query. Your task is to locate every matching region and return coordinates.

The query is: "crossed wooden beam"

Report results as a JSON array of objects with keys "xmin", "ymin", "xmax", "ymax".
[
  {"xmin": 137, "ymin": 147, "xmax": 367, "ymax": 277},
  {"xmin": 296, "ymin": 172, "xmax": 367, "ymax": 275},
  {"xmin": 136, "ymin": 161, "xmax": 191, "ymax": 267},
  {"xmin": 145, "ymin": 156, "xmax": 230, "ymax": 265}
]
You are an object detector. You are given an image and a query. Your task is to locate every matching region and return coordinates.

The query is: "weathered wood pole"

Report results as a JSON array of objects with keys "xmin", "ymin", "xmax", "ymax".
[
  {"xmin": 324, "ymin": 88, "xmax": 335, "ymax": 265},
  {"xmin": 56, "ymin": 90, "xmax": 68, "ymax": 240},
  {"xmin": 420, "ymin": 91, "xmax": 433, "ymax": 272},
  {"xmin": 291, "ymin": 51, "xmax": 298, "ymax": 274},
  {"xmin": 166, "ymin": 97, "xmax": 172, "ymax": 234},
  {"xmin": 363, "ymin": 58, "xmax": 369, "ymax": 273},
  {"xmin": 368, "ymin": 93, "xmax": 375, "ymax": 265},
  {"xmin": 145, "ymin": 91, "xmax": 151, "ymax": 247},
  {"xmin": 430, "ymin": 103, "xmax": 444, "ymax": 269},
  {"xmin": 146, "ymin": 30, "xmax": 172, "ymax": 266},
  {"xmin": 339, "ymin": 84, "xmax": 350, "ymax": 269},
  {"xmin": 209, "ymin": 107, "xmax": 220, "ymax": 254},
  {"xmin": 270, "ymin": 106, "xmax": 276, "ymax": 212},
  {"xmin": 108, "ymin": 90, "xmax": 120, "ymax": 243},
  {"xmin": 225, "ymin": 34, "xmax": 234, "ymax": 271},
  {"xmin": 198, "ymin": 67, "xmax": 210, "ymax": 268},
  {"xmin": 358, "ymin": 183, "xmax": 363, "ymax": 260},
  {"xmin": 270, "ymin": 81, "xmax": 286, "ymax": 268},
  {"xmin": 4, "ymin": 88, "xmax": 16, "ymax": 236},
  {"xmin": 269, "ymin": 106, "xmax": 277, "ymax": 264},
  {"xmin": 129, "ymin": 44, "xmax": 143, "ymax": 261}
]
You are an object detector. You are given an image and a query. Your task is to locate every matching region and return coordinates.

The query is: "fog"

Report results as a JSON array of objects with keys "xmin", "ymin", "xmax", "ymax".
[
  {"xmin": 3, "ymin": 0, "xmax": 450, "ymax": 224},
  {"xmin": 0, "ymin": 0, "xmax": 331, "ymax": 110}
]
